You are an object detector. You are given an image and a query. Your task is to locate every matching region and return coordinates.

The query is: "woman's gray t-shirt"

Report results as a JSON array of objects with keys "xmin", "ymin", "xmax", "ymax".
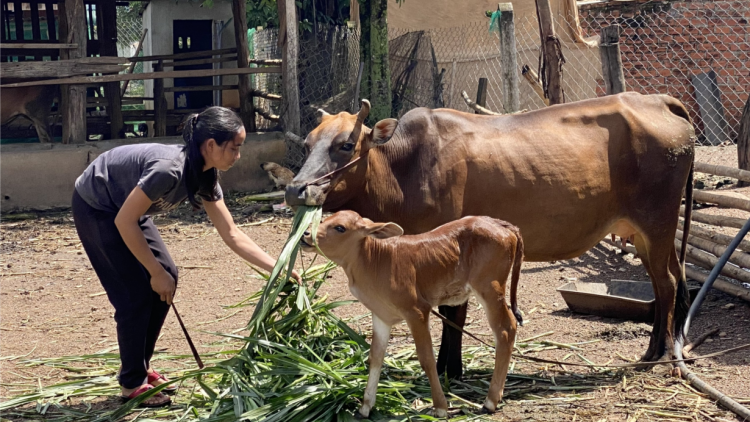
[{"xmin": 75, "ymin": 143, "xmax": 222, "ymax": 214}]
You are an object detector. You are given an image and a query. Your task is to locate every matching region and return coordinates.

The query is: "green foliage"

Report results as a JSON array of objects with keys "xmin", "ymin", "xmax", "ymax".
[{"xmin": 246, "ymin": 0, "xmax": 280, "ymax": 29}]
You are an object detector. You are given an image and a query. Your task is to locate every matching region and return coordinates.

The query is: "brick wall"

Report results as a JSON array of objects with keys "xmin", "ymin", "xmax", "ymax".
[{"xmin": 579, "ymin": 0, "xmax": 749, "ymax": 144}]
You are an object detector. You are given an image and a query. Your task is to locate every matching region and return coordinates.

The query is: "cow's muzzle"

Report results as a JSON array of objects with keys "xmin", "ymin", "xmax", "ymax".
[{"xmin": 285, "ymin": 182, "xmax": 329, "ymax": 207}]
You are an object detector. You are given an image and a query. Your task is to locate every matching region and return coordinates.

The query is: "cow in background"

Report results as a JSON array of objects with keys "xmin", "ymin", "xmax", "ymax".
[
  {"xmin": 301, "ymin": 211, "xmax": 524, "ymax": 417},
  {"xmin": 1, "ymin": 83, "xmax": 59, "ymax": 143},
  {"xmin": 286, "ymin": 92, "xmax": 695, "ymax": 379}
]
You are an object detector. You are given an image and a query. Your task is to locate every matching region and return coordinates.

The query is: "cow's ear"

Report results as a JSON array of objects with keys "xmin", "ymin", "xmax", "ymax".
[
  {"xmin": 366, "ymin": 222, "xmax": 404, "ymax": 239},
  {"xmin": 370, "ymin": 118, "xmax": 398, "ymax": 145},
  {"xmin": 316, "ymin": 108, "xmax": 330, "ymax": 124}
]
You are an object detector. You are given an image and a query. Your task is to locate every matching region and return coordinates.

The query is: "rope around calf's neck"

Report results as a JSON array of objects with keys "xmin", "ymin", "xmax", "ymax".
[{"xmin": 429, "ymin": 309, "xmax": 750, "ymax": 369}]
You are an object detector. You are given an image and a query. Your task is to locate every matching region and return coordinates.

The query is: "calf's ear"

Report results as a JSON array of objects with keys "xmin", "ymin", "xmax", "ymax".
[
  {"xmin": 369, "ymin": 118, "xmax": 398, "ymax": 146},
  {"xmin": 366, "ymin": 222, "xmax": 404, "ymax": 239}
]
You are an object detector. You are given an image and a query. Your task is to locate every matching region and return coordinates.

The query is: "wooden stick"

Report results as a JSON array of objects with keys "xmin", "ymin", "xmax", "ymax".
[
  {"xmin": 692, "ymin": 190, "xmax": 750, "ymax": 213},
  {"xmin": 164, "ymin": 85, "xmax": 238, "ymax": 93},
  {"xmin": 521, "ymin": 64, "xmax": 550, "ymax": 106},
  {"xmin": 162, "ymin": 55, "xmax": 238, "ymax": 68},
  {"xmin": 256, "ymin": 106, "xmax": 280, "ymax": 122},
  {"xmin": 460, "ymin": 90, "xmax": 500, "ymax": 115},
  {"xmin": 121, "ymin": 28, "xmax": 148, "ymax": 96},
  {"xmin": 251, "ymin": 89, "xmax": 282, "ymax": 101},
  {"xmin": 0, "ymin": 66, "xmax": 282, "ymax": 88},
  {"xmin": 683, "ymin": 328, "xmax": 720, "ymax": 355},
  {"xmin": 676, "ymin": 229, "xmax": 750, "ymax": 269},
  {"xmin": 680, "ymin": 206, "xmax": 746, "ymax": 229},
  {"xmin": 683, "ymin": 266, "xmax": 750, "ymax": 303},
  {"xmin": 285, "ymin": 131, "xmax": 305, "ymax": 146},
  {"xmin": 675, "ymin": 239, "xmax": 750, "ymax": 284},
  {"xmin": 128, "ymin": 47, "xmax": 237, "ymax": 63},
  {"xmin": 694, "ymin": 162, "xmax": 750, "ymax": 184},
  {"xmin": 679, "ymin": 218, "xmax": 750, "ymax": 252}
]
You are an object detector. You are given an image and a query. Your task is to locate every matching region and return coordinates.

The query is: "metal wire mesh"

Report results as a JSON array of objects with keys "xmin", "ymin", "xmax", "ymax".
[{"xmin": 115, "ymin": 6, "xmax": 145, "ymax": 97}]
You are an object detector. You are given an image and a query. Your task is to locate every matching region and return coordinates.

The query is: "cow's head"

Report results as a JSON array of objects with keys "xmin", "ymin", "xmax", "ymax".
[
  {"xmin": 285, "ymin": 100, "xmax": 399, "ymax": 208},
  {"xmin": 300, "ymin": 210, "xmax": 404, "ymax": 263}
]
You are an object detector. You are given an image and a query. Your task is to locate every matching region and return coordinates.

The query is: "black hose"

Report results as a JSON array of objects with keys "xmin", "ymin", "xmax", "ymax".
[{"xmin": 674, "ymin": 216, "xmax": 750, "ymax": 420}]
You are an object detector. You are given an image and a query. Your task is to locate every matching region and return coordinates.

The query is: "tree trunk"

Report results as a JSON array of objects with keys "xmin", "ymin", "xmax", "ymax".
[
  {"xmin": 737, "ymin": 95, "xmax": 750, "ymax": 186},
  {"xmin": 359, "ymin": 0, "xmax": 392, "ymax": 122}
]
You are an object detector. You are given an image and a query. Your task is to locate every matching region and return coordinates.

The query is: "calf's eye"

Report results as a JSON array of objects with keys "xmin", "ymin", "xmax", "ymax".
[
  {"xmin": 334, "ymin": 225, "xmax": 346, "ymax": 233},
  {"xmin": 340, "ymin": 143, "xmax": 354, "ymax": 152}
]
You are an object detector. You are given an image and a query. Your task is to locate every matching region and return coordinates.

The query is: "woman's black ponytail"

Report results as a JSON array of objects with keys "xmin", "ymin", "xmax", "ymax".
[{"xmin": 181, "ymin": 107, "xmax": 244, "ymax": 209}]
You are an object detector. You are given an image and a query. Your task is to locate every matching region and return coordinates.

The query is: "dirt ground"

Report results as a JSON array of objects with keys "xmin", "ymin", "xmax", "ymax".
[{"xmin": 1, "ymin": 183, "xmax": 750, "ymax": 421}]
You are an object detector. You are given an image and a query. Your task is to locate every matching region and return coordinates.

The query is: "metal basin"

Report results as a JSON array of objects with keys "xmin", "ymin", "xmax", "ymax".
[{"xmin": 556, "ymin": 279, "xmax": 655, "ymax": 322}]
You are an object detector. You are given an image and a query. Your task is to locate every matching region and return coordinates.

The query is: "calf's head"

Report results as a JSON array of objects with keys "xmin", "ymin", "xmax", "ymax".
[
  {"xmin": 285, "ymin": 100, "xmax": 399, "ymax": 208},
  {"xmin": 300, "ymin": 210, "xmax": 404, "ymax": 262}
]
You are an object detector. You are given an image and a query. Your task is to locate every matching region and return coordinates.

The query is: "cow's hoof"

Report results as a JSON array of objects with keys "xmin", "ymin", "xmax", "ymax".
[
  {"xmin": 429, "ymin": 408, "xmax": 448, "ymax": 418},
  {"xmin": 357, "ymin": 405, "xmax": 370, "ymax": 419},
  {"xmin": 671, "ymin": 366, "xmax": 682, "ymax": 378},
  {"xmin": 481, "ymin": 399, "xmax": 496, "ymax": 413}
]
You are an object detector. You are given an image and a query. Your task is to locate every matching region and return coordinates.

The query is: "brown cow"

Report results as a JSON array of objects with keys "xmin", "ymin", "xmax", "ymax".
[
  {"xmin": 286, "ymin": 92, "xmax": 695, "ymax": 376},
  {"xmin": 0, "ymin": 84, "xmax": 59, "ymax": 143},
  {"xmin": 300, "ymin": 210, "xmax": 524, "ymax": 417}
]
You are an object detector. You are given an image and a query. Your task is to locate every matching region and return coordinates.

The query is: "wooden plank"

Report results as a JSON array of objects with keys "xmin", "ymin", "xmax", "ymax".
[
  {"xmin": 599, "ymin": 25, "xmax": 625, "ymax": 95},
  {"xmin": 251, "ymin": 89, "xmax": 282, "ymax": 101},
  {"xmin": 30, "ymin": 2, "xmax": 42, "ymax": 43},
  {"xmin": 154, "ymin": 61, "xmax": 166, "ymax": 137},
  {"xmin": 280, "ymin": 0, "xmax": 300, "ymax": 135},
  {"xmin": 1, "ymin": 60, "xmax": 127, "ymax": 78},
  {"xmin": 738, "ymin": 95, "xmax": 750, "ymax": 186},
  {"xmin": 0, "ymin": 42, "xmax": 78, "ymax": 48},
  {"xmin": 497, "ymin": 3, "xmax": 520, "ymax": 113},
  {"xmin": 121, "ymin": 28, "xmax": 147, "ymax": 96},
  {"xmin": 45, "ymin": 1, "xmax": 56, "ymax": 42},
  {"xmin": 100, "ymin": 0, "xmax": 122, "ymax": 139},
  {"xmin": 161, "ymin": 55, "xmax": 238, "ymax": 69},
  {"xmin": 129, "ymin": 47, "xmax": 237, "ymax": 63},
  {"xmin": 0, "ymin": 66, "xmax": 282, "ymax": 88},
  {"xmin": 232, "ymin": 0, "xmax": 255, "ymax": 131},
  {"xmin": 165, "ymin": 84, "xmax": 238, "ymax": 93},
  {"xmin": 521, "ymin": 64, "xmax": 549, "ymax": 106},
  {"xmin": 14, "ymin": 1, "xmax": 24, "ymax": 41},
  {"xmin": 535, "ymin": 0, "xmax": 563, "ymax": 105},
  {"xmin": 692, "ymin": 71, "xmax": 728, "ymax": 146},
  {"xmin": 60, "ymin": 0, "xmax": 87, "ymax": 144}
]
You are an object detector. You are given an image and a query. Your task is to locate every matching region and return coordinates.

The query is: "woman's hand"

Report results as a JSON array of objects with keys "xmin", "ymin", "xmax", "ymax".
[
  {"xmin": 291, "ymin": 270, "xmax": 302, "ymax": 284},
  {"xmin": 151, "ymin": 269, "xmax": 176, "ymax": 304}
]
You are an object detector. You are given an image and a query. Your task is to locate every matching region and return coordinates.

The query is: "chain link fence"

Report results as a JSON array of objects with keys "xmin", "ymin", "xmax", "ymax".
[{"xmin": 116, "ymin": 4, "xmax": 146, "ymax": 99}]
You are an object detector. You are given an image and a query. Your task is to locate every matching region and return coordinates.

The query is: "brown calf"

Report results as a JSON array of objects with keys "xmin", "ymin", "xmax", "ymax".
[{"xmin": 301, "ymin": 210, "xmax": 524, "ymax": 417}]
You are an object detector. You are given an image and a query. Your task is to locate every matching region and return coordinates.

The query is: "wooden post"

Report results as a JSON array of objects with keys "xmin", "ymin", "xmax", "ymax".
[
  {"xmin": 232, "ymin": 0, "xmax": 256, "ymax": 132},
  {"xmin": 154, "ymin": 61, "xmax": 167, "ymax": 137},
  {"xmin": 737, "ymin": 96, "xmax": 750, "ymax": 186},
  {"xmin": 60, "ymin": 0, "xmax": 87, "ymax": 144},
  {"xmin": 278, "ymin": 0, "xmax": 300, "ymax": 135},
  {"xmin": 474, "ymin": 78, "xmax": 488, "ymax": 114},
  {"xmin": 102, "ymin": 0, "xmax": 123, "ymax": 139},
  {"xmin": 535, "ymin": 0, "xmax": 564, "ymax": 105},
  {"xmin": 599, "ymin": 25, "xmax": 625, "ymax": 95},
  {"xmin": 497, "ymin": 3, "xmax": 520, "ymax": 113},
  {"xmin": 359, "ymin": 0, "xmax": 391, "ymax": 122}
]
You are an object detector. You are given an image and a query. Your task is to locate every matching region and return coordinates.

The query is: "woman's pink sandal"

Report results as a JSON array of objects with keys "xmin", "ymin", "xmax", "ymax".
[
  {"xmin": 121, "ymin": 384, "xmax": 171, "ymax": 408},
  {"xmin": 147, "ymin": 370, "xmax": 177, "ymax": 393}
]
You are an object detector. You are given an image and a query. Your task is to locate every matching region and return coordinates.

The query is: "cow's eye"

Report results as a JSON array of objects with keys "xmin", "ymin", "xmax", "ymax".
[
  {"xmin": 340, "ymin": 143, "xmax": 354, "ymax": 152},
  {"xmin": 334, "ymin": 225, "xmax": 346, "ymax": 233}
]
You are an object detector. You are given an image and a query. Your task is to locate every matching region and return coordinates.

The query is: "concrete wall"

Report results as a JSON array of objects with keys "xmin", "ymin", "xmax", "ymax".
[
  {"xmin": 0, "ymin": 133, "xmax": 286, "ymax": 212},
  {"xmin": 142, "ymin": 0, "xmax": 240, "ymax": 110}
]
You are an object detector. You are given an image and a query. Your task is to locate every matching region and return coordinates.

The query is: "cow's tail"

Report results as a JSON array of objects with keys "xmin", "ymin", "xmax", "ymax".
[
  {"xmin": 674, "ymin": 161, "xmax": 694, "ymax": 344},
  {"xmin": 510, "ymin": 229, "xmax": 524, "ymax": 327}
]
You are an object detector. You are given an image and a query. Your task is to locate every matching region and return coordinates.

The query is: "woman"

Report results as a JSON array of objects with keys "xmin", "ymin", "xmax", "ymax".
[{"xmin": 73, "ymin": 107, "xmax": 297, "ymax": 407}]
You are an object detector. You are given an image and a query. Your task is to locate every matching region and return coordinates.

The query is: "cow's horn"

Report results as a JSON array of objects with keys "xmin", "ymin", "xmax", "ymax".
[{"xmin": 357, "ymin": 99, "xmax": 371, "ymax": 122}]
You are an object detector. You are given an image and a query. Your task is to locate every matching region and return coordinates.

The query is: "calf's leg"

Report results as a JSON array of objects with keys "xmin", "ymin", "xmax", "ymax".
[
  {"xmin": 359, "ymin": 315, "xmax": 392, "ymax": 418},
  {"xmin": 436, "ymin": 302, "xmax": 467, "ymax": 380},
  {"xmin": 407, "ymin": 310, "xmax": 449, "ymax": 418},
  {"xmin": 474, "ymin": 287, "xmax": 516, "ymax": 413}
]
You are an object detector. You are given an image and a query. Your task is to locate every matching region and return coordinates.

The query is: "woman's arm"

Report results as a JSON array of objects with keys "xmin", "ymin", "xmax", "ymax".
[
  {"xmin": 204, "ymin": 199, "xmax": 300, "ymax": 281},
  {"xmin": 115, "ymin": 187, "xmax": 176, "ymax": 303}
]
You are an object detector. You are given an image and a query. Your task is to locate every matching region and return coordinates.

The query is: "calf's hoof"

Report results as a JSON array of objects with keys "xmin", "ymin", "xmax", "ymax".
[{"xmin": 481, "ymin": 399, "xmax": 497, "ymax": 413}]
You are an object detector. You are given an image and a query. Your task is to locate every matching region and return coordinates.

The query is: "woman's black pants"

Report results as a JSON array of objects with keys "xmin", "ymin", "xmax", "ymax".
[{"xmin": 72, "ymin": 190, "xmax": 177, "ymax": 389}]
